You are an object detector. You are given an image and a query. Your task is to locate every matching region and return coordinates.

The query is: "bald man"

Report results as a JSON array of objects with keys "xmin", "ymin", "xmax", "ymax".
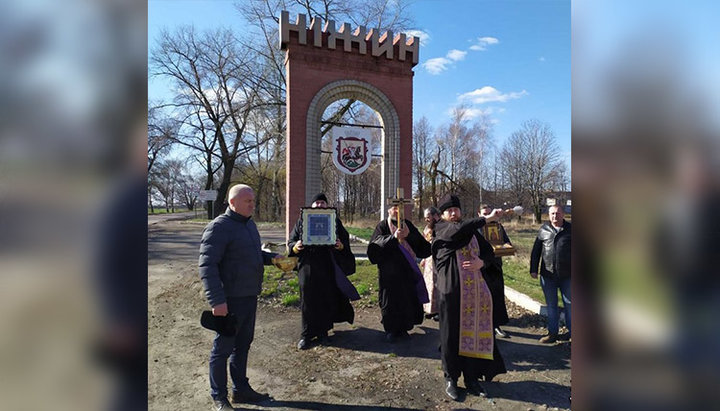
[{"xmin": 199, "ymin": 184, "xmax": 278, "ymax": 410}]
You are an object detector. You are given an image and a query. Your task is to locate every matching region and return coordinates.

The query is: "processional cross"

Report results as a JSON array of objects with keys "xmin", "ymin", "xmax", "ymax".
[{"xmin": 387, "ymin": 187, "xmax": 411, "ymax": 230}]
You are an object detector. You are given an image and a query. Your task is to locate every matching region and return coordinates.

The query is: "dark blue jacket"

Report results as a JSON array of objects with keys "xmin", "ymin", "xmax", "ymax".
[{"xmin": 198, "ymin": 208, "xmax": 275, "ymax": 307}]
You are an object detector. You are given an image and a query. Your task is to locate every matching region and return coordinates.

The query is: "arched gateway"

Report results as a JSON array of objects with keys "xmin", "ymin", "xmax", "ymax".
[{"xmin": 280, "ymin": 11, "xmax": 419, "ymax": 240}]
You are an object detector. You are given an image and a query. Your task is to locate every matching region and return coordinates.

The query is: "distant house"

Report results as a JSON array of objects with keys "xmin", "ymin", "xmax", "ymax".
[{"xmin": 544, "ymin": 191, "xmax": 572, "ymax": 215}]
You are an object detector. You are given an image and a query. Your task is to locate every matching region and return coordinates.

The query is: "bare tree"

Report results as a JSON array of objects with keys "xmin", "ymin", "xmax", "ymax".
[
  {"xmin": 549, "ymin": 161, "xmax": 570, "ymax": 194},
  {"xmin": 176, "ymin": 167, "xmax": 205, "ymax": 211},
  {"xmin": 412, "ymin": 116, "xmax": 432, "ymax": 219},
  {"xmin": 150, "ymin": 159, "xmax": 184, "ymax": 212},
  {"xmin": 148, "ymin": 105, "xmax": 176, "ymax": 173},
  {"xmin": 500, "ymin": 119, "xmax": 563, "ymax": 223},
  {"xmin": 433, "ymin": 106, "xmax": 491, "ymax": 200},
  {"xmin": 147, "ymin": 105, "xmax": 177, "ymax": 212},
  {"xmin": 150, "ymin": 26, "xmax": 273, "ymax": 218}
]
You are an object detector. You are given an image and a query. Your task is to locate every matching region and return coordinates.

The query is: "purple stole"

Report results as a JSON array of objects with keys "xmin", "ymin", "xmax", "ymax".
[
  {"xmin": 456, "ymin": 235, "xmax": 494, "ymax": 359},
  {"xmin": 330, "ymin": 253, "xmax": 360, "ymax": 301},
  {"xmin": 389, "ymin": 218, "xmax": 430, "ymax": 304}
]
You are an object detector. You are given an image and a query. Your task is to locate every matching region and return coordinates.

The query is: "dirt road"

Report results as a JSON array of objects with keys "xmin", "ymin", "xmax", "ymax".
[{"xmin": 149, "ymin": 220, "xmax": 571, "ymax": 410}]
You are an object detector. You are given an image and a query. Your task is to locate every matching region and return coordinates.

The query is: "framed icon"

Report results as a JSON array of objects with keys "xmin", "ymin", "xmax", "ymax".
[
  {"xmin": 301, "ymin": 207, "xmax": 336, "ymax": 245},
  {"xmin": 482, "ymin": 221, "xmax": 516, "ymax": 257}
]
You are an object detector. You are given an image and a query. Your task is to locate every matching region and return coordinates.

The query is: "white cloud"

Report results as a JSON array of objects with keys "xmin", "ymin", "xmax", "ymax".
[
  {"xmin": 469, "ymin": 36, "xmax": 499, "ymax": 51},
  {"xmin": 460, "ymin": 106, "xmax": 506, "ymax": 119},
  {"xmin": 423, "ymin": 49, "xmax": 468, "ymax": 74},
  {"xmin": 458, "ymin": 86, "xmax": 528, "ymax": 104},
  {"xmin": 443, "ymin": 106, "xmax": 506, "ymax": 119},
  {"xmin": 464, "ymin": 107, "xmax": 490, "ymax": 119},
  {"xmin": 423, "ymin": 57, "xmax": 451, "ymax": 75},
  {"xmin": 404, "ymin": 30, "xmax": 430, "ymax": 46},
  {"xmin": 446, "ymin": 49, "xmax": 467, "ymax": 61},
  {"xmin": 539, "ymin": 56, "xmax": 546, "ymax": 62}
]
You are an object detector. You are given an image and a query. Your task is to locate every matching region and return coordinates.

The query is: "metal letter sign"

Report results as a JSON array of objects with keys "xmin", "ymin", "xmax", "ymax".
[
  {"xmin": 198, "ymin": 190, "xmax": 218, "ymax": 201},
  {"xmin": 332, "ymin": 126, "xmax": 372, "ymax": 175}
]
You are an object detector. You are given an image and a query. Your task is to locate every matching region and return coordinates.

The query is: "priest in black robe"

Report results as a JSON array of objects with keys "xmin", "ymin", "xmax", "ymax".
[
  {"xmin": 288, "ymin": 193, "xmax": 359, "ymax": 350},
  {"xmin": 478, "ymin": 204, "xmax": 512, "ymax": 338},
  {"xmin": 367, "ymin": 205, "xmax": 431, "ymax": 342},
  {"xmin": 432, "ymin": 194, "xmax": 507, "ymax": 401}
]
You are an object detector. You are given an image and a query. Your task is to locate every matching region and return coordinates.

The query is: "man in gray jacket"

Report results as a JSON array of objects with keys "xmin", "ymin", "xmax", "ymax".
[{"xmin": 199, "ymin": 184, "xmax": 278, "ymax": 410}]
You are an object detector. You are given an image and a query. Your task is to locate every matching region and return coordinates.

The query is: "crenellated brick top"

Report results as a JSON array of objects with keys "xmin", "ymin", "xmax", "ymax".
[{"xmin": 280, "ymin": 10, "xmax": 419, "ymax": 66}]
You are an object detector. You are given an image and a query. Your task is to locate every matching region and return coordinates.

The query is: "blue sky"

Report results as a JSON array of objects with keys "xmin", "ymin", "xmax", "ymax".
[{"xmin": 149, "ymin": 0, "xmax": 571, "ymax": 171}]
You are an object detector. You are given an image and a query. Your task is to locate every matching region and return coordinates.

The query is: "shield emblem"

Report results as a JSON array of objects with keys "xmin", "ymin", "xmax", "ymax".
[{"xmin": 332, "ymin": 129, "xmax": 372, "ymax": 175}]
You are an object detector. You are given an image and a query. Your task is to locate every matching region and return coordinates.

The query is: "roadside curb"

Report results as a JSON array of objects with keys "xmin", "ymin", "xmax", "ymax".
[
  {"xmin": 349, "ymin": 234, "xmax": 369, "ymax": 244},
  {"xmin": 505, "ymin": 286, "xmax": 543, "ymax": 313},
  {"xmin": 505, "ymin": 285, "xmax": 567, "ymax": 323}
]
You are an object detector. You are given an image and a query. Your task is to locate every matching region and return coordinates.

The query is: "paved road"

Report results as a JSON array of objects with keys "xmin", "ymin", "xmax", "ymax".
[{"xmin": 148, "ymin": 211, "xmax": 198, "ymax": 225}]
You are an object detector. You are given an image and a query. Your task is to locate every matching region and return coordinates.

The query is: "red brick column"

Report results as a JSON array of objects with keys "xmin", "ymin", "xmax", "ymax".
[{"xmin": 283, "ymin": 19, "xmax": 418, "ymax": 241}]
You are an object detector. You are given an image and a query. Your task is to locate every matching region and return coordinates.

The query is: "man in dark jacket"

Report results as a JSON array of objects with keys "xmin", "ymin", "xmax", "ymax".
[
  {"xmin": 530, "ymin": 204, "xmax": 571, "ymax": 344},
  {"xmin": 288, "ymin": 193, "xmax": 359, "ymax": 350},
  {"xmin": 199, "ymin": 184, "xmax": 278, "ymax": 410}
]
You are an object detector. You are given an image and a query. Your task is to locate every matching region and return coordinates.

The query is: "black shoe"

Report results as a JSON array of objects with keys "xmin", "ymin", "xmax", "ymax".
[
  {"xmin": 399, "ymin": 330, "xmax": 410, "ymax": 339},
  {"xmin": 465, "ymin": 378, "xmax": 486, "ymax": 397},
  {"xmin": 385, "ymin": 332, "xmax": 396, "ymax": 343},
  {"xmin": 232, "ymin": 386, "xmax": 270, "ymax": 403},
  {"xmin": 445, "ymin": 379, "xmax": 459, "ymax": 401},
  {"xmin": 494, "ymin": 327, "xmax": 510, "ymax": 338},
  {"xmin": 212, "ymin": 398, "xmax": 234, "ymax": 410},
  {"xmin": 297, "ymin": 338, "xmax": 309, "ymax": 350},
  {"xmin": 425, "ymin": 313, "xmax": 434, "ymax": 319},
  {"xmin": 432, "ymin": 314, "xmax": 439, "ymax": 322}
]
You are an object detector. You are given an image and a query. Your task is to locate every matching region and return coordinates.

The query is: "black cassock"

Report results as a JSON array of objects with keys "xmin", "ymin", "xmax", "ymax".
[
  {"xmin": 367, "ymin": 219, "xmax": 431, "ymax": 335},
  {"xmin": 288, "ymin": 216, "xmax": 356, "ymax": 340},
  {"xmin": 477, "ymin": 224, "xmax": 511, "ymax": 327},
  {"xmin": 433, "ymin": 218, "xmax": 507, "ymax": 382}
]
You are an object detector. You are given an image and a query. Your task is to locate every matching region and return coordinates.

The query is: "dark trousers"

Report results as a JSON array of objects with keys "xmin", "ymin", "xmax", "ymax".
[{"xmin": 209, "ymin": 296, "xmax": 257, "ymax": 400}]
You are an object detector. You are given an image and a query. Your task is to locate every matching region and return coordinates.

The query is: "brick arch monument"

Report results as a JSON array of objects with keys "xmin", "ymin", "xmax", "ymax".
[{"xmin": 280, "ymin": 11, "xmax": 419, "ymax": 239}]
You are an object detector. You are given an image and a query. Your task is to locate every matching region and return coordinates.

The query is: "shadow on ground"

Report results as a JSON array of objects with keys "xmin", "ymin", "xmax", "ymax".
[
  {"xmin": 329, "ymin": 325, "xmax": 441, "ymax": 360},
  {"xmin": 238, "ymin": 399, "xmax": 423, "ymax": 410},
  {"xmin": 487, "ymin": 380, "xmax": 571, "ymax": 409}
]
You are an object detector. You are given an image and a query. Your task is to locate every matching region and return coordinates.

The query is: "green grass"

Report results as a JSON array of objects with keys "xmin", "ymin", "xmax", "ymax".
[
  {"xmin": 601, "ymin": 248, "xmax": 669, "ymax": 316},
  {"xmin": 355, "ymin": 283, "xmax": 371, "ymax": 296},
  {"xmin": 261, "ymin": 265, "xmax": 300, "ymax": 301},
  {"xmin": 346, "ymin": 226, "xmax": 374, "ymax": 240},
  {"xmin": 260, "ymin": 259, "xmax": 380, "ymax": 307},
  {"xmin": 350, "ymin": 260, "xmax": 379, "ymax": 306},
  {"xmin": 281, "ymin": 295, "xmax": 300, "ymax": 306},
  {"xmin": 502, "ymin": 258, "xmax": 545, "ymax": 304},
  {"xmin": 501, "ymin": 225, "xmax": 565, "ymax": 307}
]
